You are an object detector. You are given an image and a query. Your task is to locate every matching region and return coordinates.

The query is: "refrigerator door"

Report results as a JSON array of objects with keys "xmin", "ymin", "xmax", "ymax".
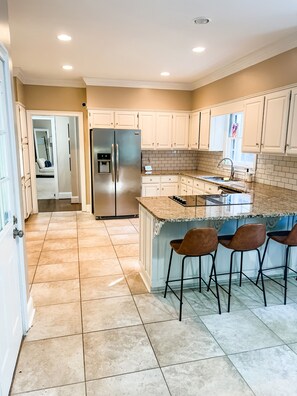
[
  {"xmin": 115, "ymin": 129, "xmax": 141, "ymax": 216},
  {"xmin": 92, "ymin": 129, "xmax": 115, "ymax": 217}
]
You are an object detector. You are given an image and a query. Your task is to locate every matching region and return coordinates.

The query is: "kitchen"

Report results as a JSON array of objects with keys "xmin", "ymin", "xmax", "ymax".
[{"xmin": 2, "ymin": 0, "xmax": 297, "ymax": 395}]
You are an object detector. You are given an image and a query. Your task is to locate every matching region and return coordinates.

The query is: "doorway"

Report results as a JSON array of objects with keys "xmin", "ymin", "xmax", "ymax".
[{"xmin": 27, "ymin": 111, "xmax": 86, "ymax": 213}]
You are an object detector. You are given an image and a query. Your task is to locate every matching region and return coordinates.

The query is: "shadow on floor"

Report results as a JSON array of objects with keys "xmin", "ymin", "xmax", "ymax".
[{"xmin": 38, "ymin": 199, "xmax": 82, "ymax": 212}]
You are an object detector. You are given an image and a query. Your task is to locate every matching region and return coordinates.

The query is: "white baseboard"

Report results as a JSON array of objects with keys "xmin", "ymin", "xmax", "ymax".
[
  {"xmin": 71, "ymin": 196, "xmax": 80, "ymax": 204},
  {"xmin": 25, "ymin": 296, "xmax": 35, "ymax": 333},
  {"xmin": 58, "ymin": 192, "xmax": 72, "ymax": 199},
  {"xmin": 85, "ymin": 204, "xmax": 91, "ymax": 213}
]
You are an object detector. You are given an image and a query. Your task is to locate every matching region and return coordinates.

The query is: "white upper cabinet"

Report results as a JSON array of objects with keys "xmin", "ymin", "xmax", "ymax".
[
  {"xmin": 155, "ymin": 112, "xmax": 172, "ymax": 149},
  {"xmin": 16, "ymin": 103, "xmax": 28, "ymax": 144},
  {"xmin": 172, "ymin": 113, "xmax": 189, "ymax": 149},
  {"xmin": 261, "ymin": 89, "xmax": 291, "ymax": 154},
  {"xmin": 286, "ymin": 88, "xmax": 297, "ymax": 155},
  {"xmin": 189, "ymin": 111, "xmax": 200, "ymax": 150},
  {"xmin": 139, "ymin": 112, "xmax": 156, "ymax": 150},
  {"xmin": 89, "ymin": 110, "xmax": 138, "ymax": 129},
  {"xmin": 199, "ymin": 109, "xmax": 211, "ymax": 150},
  {"xmin": 242, "ymin": 96, "xmax": 265, "ymax": 153}
]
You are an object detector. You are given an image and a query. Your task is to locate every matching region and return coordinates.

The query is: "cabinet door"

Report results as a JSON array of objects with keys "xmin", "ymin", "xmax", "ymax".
[
  {"xmin": 115, "ymin": 111, "xmax": 138, "ymax": 129},
  {"xmin": 89, "ymin": 110, "xmax": 114, "ymax": 128},
  {"xmin": 261, "ymin": 89, "xmax": 291, "ymax": 154},
  {"xmin": 242, "ymin": 96, "xmax": 264, "ymax": 153},
  {"xmin": 139, "ymin": 112, "xmax": 156, "ymax": 149},
  {"xmin": 160, "ymin": 183, "xmax": 179, "ymax": 196},
  {"xmin": 286, "ymin": 88, "xmax": 297, "ymax": 155},
  {"xmin": 22, "ymin": 144, "xmax": 31, "ymax": 181},
  {"xmin": 189, "ymin": 112, "xmax": 200, "ymax": 150},
  {"xmin": 180, "ymin": 183, "xmax": 187, "ymax": 195},
  {"xmin": 155, "ymin": 113, "xmax": 172, "ymax": 149},
  {"xmin": 21, "ymin": 179, "xmax": 27, "ymax": 219},
  {"xmin": 142, "ymin": 183, "xmax": 160, "ymax": 197},
  {"xmin": 172, "ymin": 113, "xmax": 189, "ymax": 149},
  {"xmin": 25, "ymin": 179, "xmax": 33, "ymax": 219},
  {"xmin": 199, "ymin": 109, "xmax": 211, "ymax": 150}
]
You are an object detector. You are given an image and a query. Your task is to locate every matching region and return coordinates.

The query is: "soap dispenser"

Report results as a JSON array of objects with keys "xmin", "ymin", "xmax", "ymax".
[{"xmin": 245, "ymin": 168, "xmax": 253, "ymax": 183}]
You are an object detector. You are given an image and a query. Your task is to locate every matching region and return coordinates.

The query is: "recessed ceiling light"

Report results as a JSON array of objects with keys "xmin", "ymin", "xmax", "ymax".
[
  {"xmin": 193, "ymin": 16, "xmax": 211, "ymax": 25},
  {"xmin": 160, "ymin": 72, "xmax": 170, "ymax": 76},
  {"xmin": 62, "ymin": 65, "xmax": 73, "ymax": 70},
  {"xmin": 57, "ymin": 34, "xmax": 72, "ymax": 41},
  {"xmin": 192, "ymin": 47, "xmax": 206, "ymax": 53}
]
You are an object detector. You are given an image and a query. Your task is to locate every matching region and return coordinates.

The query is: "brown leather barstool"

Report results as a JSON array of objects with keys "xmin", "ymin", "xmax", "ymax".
[
  {"xmin": 208, "ymin": 223, "xmax": 267, "ymax": 312},
  {"xmin": 164, "ymin": 228, "xmax": 221, "ymax": 321},
  {"xmin": 256, "ymin": 223, "xmax": 297, "ymax": 304}
]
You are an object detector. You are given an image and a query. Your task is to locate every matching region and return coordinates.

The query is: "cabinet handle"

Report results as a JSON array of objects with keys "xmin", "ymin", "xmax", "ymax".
[{"xmin": 256, "ymin": 143, "xmax": 259, "ymax": 146}]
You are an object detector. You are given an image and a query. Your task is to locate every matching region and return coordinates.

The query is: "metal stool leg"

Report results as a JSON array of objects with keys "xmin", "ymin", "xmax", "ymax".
[
  {"xmin": 239, "ymin": 251, "xmax": 243, "ymax": 287},
  {"xmin": 284, "ymin": 246, "xmax": 290, "ymax": 305},
  {"xmin": 257, "ymin": 248, "xmax": 267, "ymax": 307},
  {"xmin": 228, "ymin": 251, "xmax": 235, "ymax": 312},
  {"xmin": 179, "ymin": 256, "xmax": 186, "ymax": 321},
  {"xmin": 211, "ymin": 252, "xmax": 221, "ymax": 314},
  {"xmin": 199, "ymin": 256, "xmax": 202, "ymax": 293},
  {"xmin": 164, "ymin": 248, "xmax": 173, "ymax": 298},
  {"xmin": 256, "ymin": 237, "xmax": 270, "ymax": 285}
]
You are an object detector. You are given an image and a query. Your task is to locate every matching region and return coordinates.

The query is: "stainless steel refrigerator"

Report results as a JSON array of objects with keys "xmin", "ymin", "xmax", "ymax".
[{"xmin": 91, "ymin": 128, "xmax": 141, "ymax": 218}]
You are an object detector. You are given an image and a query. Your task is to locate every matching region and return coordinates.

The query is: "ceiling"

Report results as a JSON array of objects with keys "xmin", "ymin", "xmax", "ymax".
[{"xmin": 7, "ymin": 0, "xmax": 297, "ymax": 90}]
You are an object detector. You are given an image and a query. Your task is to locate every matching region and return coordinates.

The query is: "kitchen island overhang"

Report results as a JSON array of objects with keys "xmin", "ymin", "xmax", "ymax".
[{"xmin": 137, "ymin": 184, "xmax": 297, "ymax": 293}]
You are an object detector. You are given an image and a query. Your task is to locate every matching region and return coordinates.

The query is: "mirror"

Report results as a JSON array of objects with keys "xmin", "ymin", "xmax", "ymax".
[{"xmin": 33, "ymin": 128, "xmax": 52, "ymax": 163}]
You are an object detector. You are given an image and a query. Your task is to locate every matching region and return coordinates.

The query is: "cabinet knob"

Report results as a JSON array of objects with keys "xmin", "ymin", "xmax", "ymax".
[{"xmin": 256, "ymin": 143, "xmax": 259, "ymax": 146}]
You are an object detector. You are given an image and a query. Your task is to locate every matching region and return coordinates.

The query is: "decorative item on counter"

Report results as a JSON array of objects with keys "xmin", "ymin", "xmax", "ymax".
[
  {"xmin": 245, "ymin": 168, "xmax": 253, "ymax": 183},
  {"xmin": 144, "ymin": 165, "xmax": 152, "ymax": 174}
]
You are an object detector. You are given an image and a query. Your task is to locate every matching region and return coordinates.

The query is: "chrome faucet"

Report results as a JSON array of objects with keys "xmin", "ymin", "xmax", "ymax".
[{"xmin": 217, "ymin": 157, "xmax": 235, "ymax": 180}]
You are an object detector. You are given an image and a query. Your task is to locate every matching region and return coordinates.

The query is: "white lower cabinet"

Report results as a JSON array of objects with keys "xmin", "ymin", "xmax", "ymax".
[
  {"xmin": 142, "ymin": 175, "xmax": 179, "ymax": 197},
  {"xmin": 160, "ymin": 175, "xmax": 179, "ymax": 196},
  {"xmin": 22, "ymin": 178, "xmax": 33, "ymax": 219}
]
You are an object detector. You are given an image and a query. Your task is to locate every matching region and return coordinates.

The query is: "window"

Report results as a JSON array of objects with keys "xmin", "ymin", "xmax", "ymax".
[{"xmin": 224, "ymin": 112, "xmax": 256, "ymax": 170}]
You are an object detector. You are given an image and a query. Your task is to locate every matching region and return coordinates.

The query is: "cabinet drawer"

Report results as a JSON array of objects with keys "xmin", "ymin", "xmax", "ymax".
[
  {"xmin": 142, "ymin": 176, "xmax": 161, "ymax": 184},
  {"xmin": 193, "ymin": 179, "xmax": 205, "ymax": 190},
  {"xmin": 160, "ymin": 175, "xmax": 179, "ymax": 183},
  {"xmin": 204, "ymin": 182, "xmax": 219, "ymax": 194},
  {"xmin": 180, "ymin": 176, "xmax": 194, "ymax": 186}
]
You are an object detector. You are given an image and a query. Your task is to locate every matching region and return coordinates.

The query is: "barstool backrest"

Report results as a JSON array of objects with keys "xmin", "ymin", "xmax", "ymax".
[
  {"xmin": 283, "ymin": 223, "xmax": 297, "ymax": 246},
  {"xmin": 176, "ymin": 227, "xmax": 218, "ymax": 256},
  {"xmin": 227, "ymin": 223, "xmax": 266, "ymax": 251}
]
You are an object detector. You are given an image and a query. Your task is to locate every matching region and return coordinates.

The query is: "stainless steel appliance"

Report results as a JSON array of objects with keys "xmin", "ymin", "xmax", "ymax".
[
  {"xmin": 91, "ymin": 128, "xmax": 141, "ymax": 218},
  {"xmin": 170, "ymin": 193, "xmax": 253, "ymax": 207}
]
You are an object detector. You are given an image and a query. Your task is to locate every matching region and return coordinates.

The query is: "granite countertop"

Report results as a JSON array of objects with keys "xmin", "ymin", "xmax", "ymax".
[{"xmin": 138, "ymin": 172, "xmax": 297, "ymax": 222}]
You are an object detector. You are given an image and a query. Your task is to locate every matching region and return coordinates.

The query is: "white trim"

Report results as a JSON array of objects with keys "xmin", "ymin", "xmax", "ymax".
[
  {"xmin": 25, "ymin": 296, "xmax": 35, "ymax": 333},
  {"xmin": 13, "ymin": 69, "xmax": 85, "ymax": 88},
  {"xmin": 71, "ymin": 196, "xmax": 80, "ymax": 204},
  {"xmin": 26, "ymin": 110, "xmax": 87, "ymax": 212},
  {"xmin": 58, "ymin": 192, "xmax": 72, "ymax": 199},
  {"xmin": 85, "ymin": 204, "xmax": 91, "ymax": 213}
]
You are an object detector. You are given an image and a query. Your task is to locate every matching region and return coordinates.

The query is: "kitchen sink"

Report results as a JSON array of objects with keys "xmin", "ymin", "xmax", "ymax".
[{"xmin": 200, "ymin": 176, "xmax": 240, "ymax": 183}]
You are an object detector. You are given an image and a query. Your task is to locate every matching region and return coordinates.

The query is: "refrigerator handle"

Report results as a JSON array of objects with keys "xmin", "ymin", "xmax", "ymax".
[
  {"xmin": 111, "ymin": 144, "xmax": 115, "ymax": 182},
  {"xmin": 116, "ymin": 143, "xmax": 119, "ymax": 182}
]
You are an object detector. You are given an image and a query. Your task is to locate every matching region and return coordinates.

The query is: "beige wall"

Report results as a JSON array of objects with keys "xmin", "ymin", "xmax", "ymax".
[
  {"xmin": 14, "ymin": 77, "xmax": 26, "ymax": 104},
  {"xmin": 192, "ymin": 47, "xmax": 297, "ymax": 109},
  {"xmin": 86, "ymin": 86, "xmax": 192, "ymax": 110}
]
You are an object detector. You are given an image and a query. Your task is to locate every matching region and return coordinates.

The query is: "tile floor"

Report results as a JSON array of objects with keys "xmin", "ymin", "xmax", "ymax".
[{"xmin": 10, "ymin": 211, "xmax": 297, "ymax": 395}]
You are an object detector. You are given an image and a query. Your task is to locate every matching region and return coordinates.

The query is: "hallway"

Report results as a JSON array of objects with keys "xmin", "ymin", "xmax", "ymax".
[{"xmin": 10, "ymin": 212, "xmax": 297, "ymax": 395}]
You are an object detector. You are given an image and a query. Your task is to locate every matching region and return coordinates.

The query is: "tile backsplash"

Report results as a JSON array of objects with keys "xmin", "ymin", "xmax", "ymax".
[{"xmin": 142, "ymin": 150, "xmax": 198, "ymax": 171}]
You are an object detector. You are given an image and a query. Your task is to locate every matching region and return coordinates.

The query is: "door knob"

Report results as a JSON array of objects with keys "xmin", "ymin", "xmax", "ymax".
[{"xmin": 13, "ymin": 228, "xmax": 24, "ymax": 239}]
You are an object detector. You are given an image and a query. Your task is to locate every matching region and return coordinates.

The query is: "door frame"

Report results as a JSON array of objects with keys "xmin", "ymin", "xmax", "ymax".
[{"xmin": 27, "ymin": 110, "xmax": 86, "ymax": 212}]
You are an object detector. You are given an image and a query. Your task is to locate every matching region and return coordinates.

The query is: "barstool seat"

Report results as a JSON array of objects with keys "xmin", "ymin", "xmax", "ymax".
[
  {"xmin": 208, "ymin": 223, "xmax": 267, "ymax": 312},
  {"xmin": 164, "ymin": 227, "xmax": 221, "ymax": 321},
  {"xmin": 257, "ymin": 224, "xmax": 297, "ymax": 304}
]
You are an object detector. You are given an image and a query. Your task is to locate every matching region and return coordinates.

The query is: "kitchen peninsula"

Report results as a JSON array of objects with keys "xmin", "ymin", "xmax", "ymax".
[{"xmin": 137, "ymin": 178, "xmax": 297, "ymax": 292}]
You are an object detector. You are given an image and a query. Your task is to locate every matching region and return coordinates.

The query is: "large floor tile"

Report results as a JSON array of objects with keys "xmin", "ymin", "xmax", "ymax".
[
  {"xmin": 38, "ymin": 249, "xmax": 78, "ymax": 265},
  {"xmin": 45, "ymin": 229, "xmax": 77, "ymax": 240},
  {"xmin": 125, "ymin": 272, "xmax": 147, "ymax": 294},
  {"xmin": 229, "ymin": 345, "xmax": 297, "ymax": 396},
  {"xmin": 77, "ymin": 219, "xmax": 105, "ymax": 229},
  {"xmin": 104, "ymin": 219, "xmax": 133, "ymax": 227},
  {"xmin": 25, "ymin": 230, "xmax": 47, "ymax": 241},
  {"xmin": 79, "ymin": 258, "xmax": 123, "ymax": 278},
  {"xmin": 201, "ymin": 310, "xmax": 283, "ymax": 354},
  {"xmin": 79, "ymin": 246, "xmax": 116, "ymax": 260},
  {"xmin": 25, "ymin": 302, "xmax": 82, "ymax": 341},
  {"xmin": 34, "ymin": 262, "xmax": 79, "ymax": 283},
  {"xmin": 31, "ymin": 280, "xmax": 80, "ymax": 306},
  {"xmin": 11, "ymin": 335, "xmax": 84, "ymax": 394},
  {"xmin": 27, "ymin": 251, "xmax": 41, "ymax": 266},
  {"xmin": 82, "ymin": 296, "xmax": 141, "ymax": 332},
  {"xmin": 49, "ymin": 216, "xmax": 77, "ymax": 223},
  {"xmin": 289, "ymin": 342, "xmax": 297, "ymax": 354},
  {"xmin": 47, "ymin": 221, "xmax": 77, "ymax": 231},
  {"xmin": 252, "ymin": 303, "xmax": 297, "ymax": 343},
  {"xmin": 78, "ymin": 235, "xmax": 111, "ymax": 248},
  {"xmin": 51, "ymin": 211, "xmax": 76, "ymax": 218},
  {"xmin": 110, "ymin": 234, "xmax": 139, "ymax": 245},
  {"xmin": 84, "ymin": 326, "xmax": 158, "ymax": 380},
  {"xmin": 107, "ymin": 225, "xmax": 137, "ymax": 235},
  {"xmin": 119, "ymin": 257, "xmax": 141, "ymax": 274},
  {"xmin": 25, "ymin": 223, "xmax": 49, "ymax": 232},
  {"xmin": 27, "ymin": 266, "xmax": 36, "ymax": 284},
  {"xmin": 86, "ymin": 369, "xmax": 170, "ymax": 396},
  {"xmin": 26, "ymin": 240, "xmax": 44, "ymax": 253},
  {"xmin": 11, "ymin": 383, "xmax": 85, "ymax": 395},
  {"xmin": 134, "ymin": 292, "xmax": 196, "ymax": 323},
  {"xmin": 145, "ymin": 318, "xmax": 224, "ymax": 366},
  {"xmin": 78, "ymin": 227, "xmax": 109, "ymax": 238},
  {"xmin": 162, "ymin": 356, "xmax": 254, "ymax": 396},
  {"xmin": 42, "ymin": 238, "xmax": 78, "ymax": 251},
  {"xmin": 80, "ymin": 275, "xmax": 130, "ymax": 300},
  {"xmin": 114, "ymin": 243, "xmax": 139, "ymax": 258}
]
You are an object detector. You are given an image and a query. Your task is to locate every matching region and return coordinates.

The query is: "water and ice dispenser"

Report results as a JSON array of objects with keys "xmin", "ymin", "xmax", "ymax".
[{"xmin": 97, "ymin": 153, "xmax": 111, "ymax": 173}]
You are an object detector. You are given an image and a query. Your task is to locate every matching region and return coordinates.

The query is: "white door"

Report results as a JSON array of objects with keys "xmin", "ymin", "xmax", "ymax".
[
  {"xmin": 0, "ymin": 45, "xmax": 25, "ymax": 396},
  {"xmin": 155, "ymin": 113, "xmax": 172, "ymax": 149},
  {"xmin": 242, "ymin": 96, "xmax": 264, "ymax": 153},
  {"xmin": 172, "ymin": 113, "xmax": 189, "ymax": 149}
]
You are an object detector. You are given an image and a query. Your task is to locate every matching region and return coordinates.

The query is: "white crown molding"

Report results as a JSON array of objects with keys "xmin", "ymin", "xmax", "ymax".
[
  {"xmin": 192, "ymin": 32, "xmax": 297, "ymax": 90},
  {"xmin": 83, "ymin": 77, "xmax": 192, "ymax": 91}
]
